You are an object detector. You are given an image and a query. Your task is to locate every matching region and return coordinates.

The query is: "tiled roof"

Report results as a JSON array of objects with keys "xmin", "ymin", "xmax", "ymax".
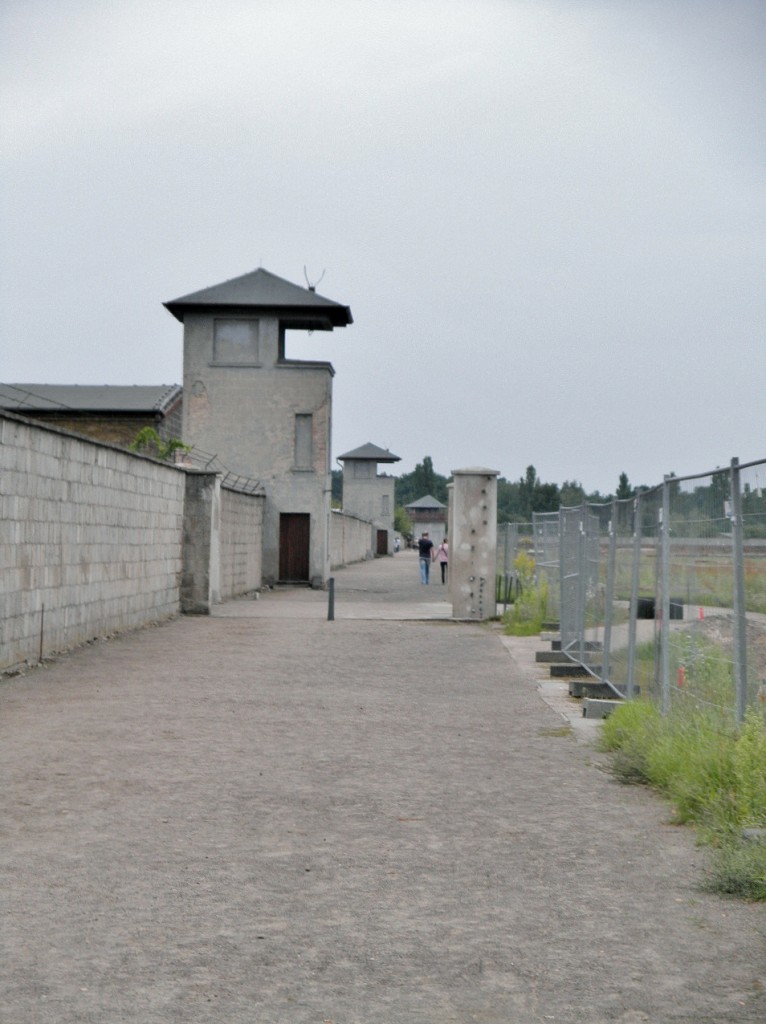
[
  {"xmin": 164, "ymin": 267, "xmax": 353, "ymax": 328},
  {"xmin": 0, "ymin": 384, "xmax": 182, "ymax": 413},
  {"xmin": 337, "ymin": 442, "xmax": 401, "ymax": 463},
  {"xmin": 405, "ymin": 494, "xmax": 447, "ymax": 509}
]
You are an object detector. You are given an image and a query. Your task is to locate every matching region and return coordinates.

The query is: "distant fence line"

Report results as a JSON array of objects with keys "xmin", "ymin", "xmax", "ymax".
[{"xmin": 523, "ymin": 456, "xmax": 766, "ymax": 724}]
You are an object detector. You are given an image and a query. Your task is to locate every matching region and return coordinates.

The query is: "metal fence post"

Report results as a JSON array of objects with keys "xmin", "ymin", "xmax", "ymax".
[
  {"xmin": 730, "ymin": 458, "xmax": 748, "ymax": 724},
  {"xmin": 558, "ymin": 511, "xmax": 566, "ymax": 648},
  {"xmin": 626, "ymin": 493, "xmax": 642, "ymax": 700},
  {"xmin": 500, "ymin": 522, "xmax": 512, "ymax": 613},
  {"xmin": 600, "ymin": 500, "xmax": 617, "ymax": 688},
  {"xmin": 660, "ymin": 478, "xmax": 671, "ymax": 715},
  {"xmin": 577, "ymin": 509, "xmax": 587, "ymax": 665}
]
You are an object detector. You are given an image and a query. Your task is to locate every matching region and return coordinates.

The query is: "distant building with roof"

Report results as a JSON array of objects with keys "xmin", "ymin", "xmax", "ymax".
[
  {"xmin": 0, "ymin": 384, "xmax": 183, "ymax": 447},
  {"xmin": 337, "ymin": 442, "xmax": 401, "ymax": 555},
  {"xmin": 405, "ymin": 494, "xmax": 448, "ymax": 545}
]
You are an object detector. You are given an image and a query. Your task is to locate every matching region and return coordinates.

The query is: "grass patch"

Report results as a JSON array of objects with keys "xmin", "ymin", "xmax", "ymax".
[
  {"xmin": 703, "ymin": 841, "xmax": 766, "ymax": 901},
  {"xmin": 539, "ymin": 724, "xmax": 573, "ymax": 738},
  {"xmin": 599, "ymin": 702, "xmax": 766, "ymax": 899},
  {"xmin": 502, "ymin": 552, "xmax": 549, "ymax": 637}
]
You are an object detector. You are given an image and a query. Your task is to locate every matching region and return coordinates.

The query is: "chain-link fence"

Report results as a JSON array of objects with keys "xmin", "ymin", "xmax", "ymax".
[
  {"xmin": 495, "ymin": 522, "xmax": 533, "ymax": 611},
  {"xmin": 531, "ymin": 457, "xmax": 766, "ymax": 723},
  {"xmin": 532, "ymin": 511, "xmax": 560, "ymax": 624}
]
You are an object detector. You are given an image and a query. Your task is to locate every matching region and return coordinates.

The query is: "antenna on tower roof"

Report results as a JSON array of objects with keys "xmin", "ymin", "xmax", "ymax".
[{"xmin": 304, "ymin": 265, "xmax": 326, "ymax": 292}]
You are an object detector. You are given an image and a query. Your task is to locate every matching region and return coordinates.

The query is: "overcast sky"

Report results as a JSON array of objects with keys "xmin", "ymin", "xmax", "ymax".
[{"xmin": 1, "ymin": 0, "xmax": 764, "ymax": 494}]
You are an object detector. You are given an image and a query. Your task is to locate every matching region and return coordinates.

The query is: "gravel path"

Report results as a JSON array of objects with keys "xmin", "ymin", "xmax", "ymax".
[{"xmin": 1, "ymin": 553, "xmax": 764, "ymax": 1023}]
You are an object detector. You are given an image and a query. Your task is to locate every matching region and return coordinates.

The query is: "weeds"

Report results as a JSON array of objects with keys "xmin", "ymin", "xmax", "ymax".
[
  {"xmin": 599, "ymin": 699, "xmax": 766, "ymax": 899},
  {"xmin": 703, "ymin": 841, "xmax": 766, "ymax": 901},
  {"xmin": 502, "ymin": 553, "xmax": 549, "ymax": 637}
]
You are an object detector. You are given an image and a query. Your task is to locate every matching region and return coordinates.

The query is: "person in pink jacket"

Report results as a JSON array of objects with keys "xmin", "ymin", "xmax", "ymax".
[{"xmin": 434, "ymin": 539, "xmax": 449, "ymax": 584}]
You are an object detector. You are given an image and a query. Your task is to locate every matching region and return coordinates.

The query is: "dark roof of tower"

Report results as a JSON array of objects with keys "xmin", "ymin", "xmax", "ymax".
[
  {"xmin": 337, "ymin": 442, "xmax": 401, "ymax": 463},
  {"xmin": 0, "ymin": 383, "xmax": 182, "ymax": 414},
  {"xmin": 405, "ymin": 494, "xmax": 447, "ymax": 510},
  {"xmin": 163, "ymin": 267, "xmax": 353, "ymax": 329}
]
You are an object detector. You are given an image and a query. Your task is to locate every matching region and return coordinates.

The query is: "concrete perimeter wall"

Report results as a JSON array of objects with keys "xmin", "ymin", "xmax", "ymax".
[
  {"xmin": 1, "ymin": 413, "xmax": 185, "ymax": 671},
  {"xmin": 220, "ymin": 486, "xmax": 264, "ymax": 600},
  {"xmin": 330, "ymin": 509, "xmax": 373, "ymax": 569},
  {"xmin": 1, "ymin": 413, "xmax": 265, "ymax": 672}
]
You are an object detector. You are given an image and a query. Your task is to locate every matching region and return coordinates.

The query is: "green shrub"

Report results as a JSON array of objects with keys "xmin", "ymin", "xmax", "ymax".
[
  {"xmin": 599, "ymin": 696, "xmax": 766, "ymax": 898},
  {"xmin": 599, "ymin": 701, "xmax": 661, "ymax": 784},
  {"xmin": 130, "ymin": 426, "xmax": 190, "ymax": 462},
  {"xmin": 502, "ymin": 552, "xmax": 548, "ymax": 636},
  {"xmin": 733, "ymin": 709, "xmax": 766, "ymax": 828},
  {"xmin": 704, "ymin": 841, "xmax": 766, "ymax": 901},
  {"xmin": 654, "ymin": 713, "xmax": 737, "ymax": 829}
]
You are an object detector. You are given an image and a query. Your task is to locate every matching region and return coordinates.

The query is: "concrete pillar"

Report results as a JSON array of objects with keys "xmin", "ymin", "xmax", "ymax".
[
  {"xmin": 181, "ymin": 470, "xmax": 222, "ymax": 613},
  {"xmin": 450, "ymin": 468, "xmax": 498, "ymax": 621}
]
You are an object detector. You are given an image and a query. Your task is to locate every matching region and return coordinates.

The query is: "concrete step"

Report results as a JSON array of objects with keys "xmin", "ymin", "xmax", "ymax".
[
  {"xmin": 536, "ymin": 650, "xmax": 572, "ymax": 663},
  {"xmin": 568, "ymin": 678, "xmax": 620, "ymax": 699},
  {"xmin": 549, "ymin": 663, "xmax": 602, "ymax": 679},
  {"xmin": 536, "ymin": 644, "xmax": 603, "ymax": 663},
  {"xmin": 550, "ymin": 639, "xmax": 603, "ymax": 652},
  {"xmin": 540, "ymin": 632, "xmax": 560, "ymax": 644},
  {"xmin": 583, "ymin": 698, "xmax": 623, "ymax": 719}
]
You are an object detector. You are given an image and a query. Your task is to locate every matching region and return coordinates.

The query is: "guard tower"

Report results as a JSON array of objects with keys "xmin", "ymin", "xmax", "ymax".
[
  {"xmin": 405, "ymin": 494, "xmax": 448, "ymax": 546},
  {"xmin": 165, "ymin": 268, "xmax": 352, "ymax": 586},
  {"xmin": 337, "ymin": 442, "xmax": 401, "ymax": 555}
]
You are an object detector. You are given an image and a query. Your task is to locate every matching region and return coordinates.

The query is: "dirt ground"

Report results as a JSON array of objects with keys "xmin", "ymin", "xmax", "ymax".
[{"xmin": 1, "ymin": 552, "xmax": 764, "ymax": 1023}]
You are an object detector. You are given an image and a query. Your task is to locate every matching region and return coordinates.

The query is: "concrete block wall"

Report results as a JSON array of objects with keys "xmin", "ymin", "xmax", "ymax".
[
  {"xmin": 1, "ymin": 413, "xmax": 185, "ymax": 672},
  {"xmin": 220, "ymin": 486, "xmax": 264, "ymax": 599},
  {"xmin": 330, "ymin": 510, "xmax": 373, "ymax": 569}
]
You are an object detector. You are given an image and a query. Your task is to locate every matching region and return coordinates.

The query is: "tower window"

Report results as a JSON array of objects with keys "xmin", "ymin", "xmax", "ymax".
[
  {"xmin": 294, "ymin": 414, "xmax": 313, "ymax": 470},
  {"xmin": 213, "ymin": 319, "xmax": 260, "ymax": 364}
]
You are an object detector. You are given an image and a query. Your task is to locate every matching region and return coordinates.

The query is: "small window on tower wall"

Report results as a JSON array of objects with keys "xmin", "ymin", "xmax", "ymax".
[
  {"xmin": 213, "ymin": 319, "xmax": 260, "ymax": 364},
  {"xmin": 294, "ymin": 414, "xmax": 313, "ymax": 469},
  {"xmin": 381, "ymin": 494, "xmax": 390, "ymax": 516}
]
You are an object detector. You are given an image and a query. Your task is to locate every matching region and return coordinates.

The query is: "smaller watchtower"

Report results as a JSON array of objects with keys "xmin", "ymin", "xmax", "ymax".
[
  {"xmin": 405, "ymin": 494, "xmax": 447, "ymax": 547},
  {"xmin": 338, "ymin": 442, "xmax": 400, "ymax": 555}
]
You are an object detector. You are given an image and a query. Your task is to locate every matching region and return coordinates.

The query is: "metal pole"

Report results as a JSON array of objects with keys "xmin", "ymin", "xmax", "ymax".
[
  {"xmin": 577, "ymin": 510, "xmax": 587, "ymax": 666},
  {"xmin": 327, "ymin": 577, "xmax": 335, "ymax": 621},
  {"xmin": 558, "ymin": 510, "xmax": 566, "ymax": 649},
  {"xmin": 601, "ymin": 501, "xmax": 617, "ymax": 688},
  {"xmin": 730, "ymin": 458, "xmax": 748, "ymax": 724},
  {"xmin": 503, "ymin": 523, "xmax": 511, "ymax": 614},
  {"xmin": 39, "ymin": 603, "xmax": 45, "ymax": 663},
  {"xmin": 626, "ymin": 493, "xmax": 642, "ymax": 700},
  {"xmin": 660, "ymin": 479, "xmax": 671, "ymax": 715}
]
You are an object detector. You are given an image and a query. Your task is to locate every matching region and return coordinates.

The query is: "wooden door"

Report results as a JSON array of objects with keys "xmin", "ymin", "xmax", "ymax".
[
  {"xmin": 376, "ymin": 529, "xmax": 388, "ymax": 555},
  {"xmin": 279, "ymin": 513, "xmax": 310, "ymax": 582}
]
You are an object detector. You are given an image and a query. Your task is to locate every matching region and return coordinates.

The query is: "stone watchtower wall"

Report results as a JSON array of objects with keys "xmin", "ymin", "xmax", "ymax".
[{"xmin": 0, "ymin": 413, "xmax": 264, "ymax": 673}]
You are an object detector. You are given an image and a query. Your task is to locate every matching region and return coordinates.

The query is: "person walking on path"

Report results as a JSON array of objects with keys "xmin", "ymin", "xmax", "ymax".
[
  {"xmin": 435, "ymin": 538, "xmax": 449, "ymax": 584},
  {"xmin": 417, "ymin": 531, "xmax": 434, "ymax": 584}
]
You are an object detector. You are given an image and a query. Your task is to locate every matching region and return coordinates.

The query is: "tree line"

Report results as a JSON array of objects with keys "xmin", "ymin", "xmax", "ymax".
[
  {"xmin": 333, "ymin": 456, "xmax": 766, "ymax": 535},
  {"xmin": 393, "ymin": 457, "xmax": 639, "ymax": 524},
  {"xmin": 332, "ymin": 457, "xmax": 641, "ymax": 525}
]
